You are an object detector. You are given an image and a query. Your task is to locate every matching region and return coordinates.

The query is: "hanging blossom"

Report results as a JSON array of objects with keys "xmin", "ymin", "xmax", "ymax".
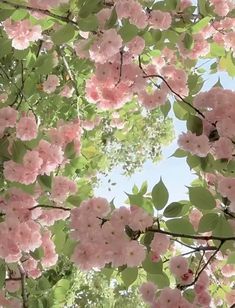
[{"xmin": 3, "ymin": 19, "xmax": 42, "ymax": 50}]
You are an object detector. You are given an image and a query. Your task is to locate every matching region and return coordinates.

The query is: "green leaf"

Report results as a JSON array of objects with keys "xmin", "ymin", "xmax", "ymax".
[
  {"xmin": 63, "ymin": 237, "xmax": 76, "ymax": 257},
  {"xmin": 189, "ymin": 186, "xmax": 216, "ymax": 210},
  {"xmin": 31, "ymin": 247, "xmax": 44, "ymax": 260},
  {"xmin": 147, "ymin": 273, "xmax": 170, "ymax": 288},
  {"xmin": 38, "ymin": 174, "xmax": 52, "ymax": 190},
  {"xmin": 191, "ymin": 17, "xmax": 212, "ymax": 33},
  {"xmin": 220, "ymin": 52, "xmax": 235, "ymax": 77},
  {"xmin": 198, "ymin": 0, "xmax": 208, "ymax": 16},
  {"xmin": 163, "ymin": 202, "xmax": 185, "ymax": 218},
  {"xmin": 213, "ymin": 216, "xmax": 234, "ymax": 237},
  {"xmin": 183, "ymin": 33, "xmax": 194, "ymax": 50},
  {"xmin": 171, "ymin": 148, "xmax": 187, "ymax": 158},
  {"xmin": 0, "ymin": 38, "xmax": 12, "ymax": 59},
  {"xmin": 139, "ymin": 181, "xmax": 148, "ymax": 195},
  {"xmin": 38, "ymin": 277, "xmax": 51, "ymax": 290},
  {"xmin": 166, "ymin": 218, "xmax": 195, "ymax": 235},
  {"xmin": 51, "ymin": 24, "xmax": 76, "ymax": 45},
  {"xmin": 151, "ymin": 178, "xmax": 169, "ymax": 210},
  {"xmin": 119, "ymin": 21, "xmax": 139, "ymax": 42},
  {"xmin": 160, "ymin": 101, "xmax": 171, "ymax": 118},
  {"xmin": 65, "ymin": 141, "xmax": 76, "ymax": 159},
  {"xmin": 105, "ymin": 8, "xmax": 117, "ymax": 29},
  {"xmin": 210, "ymin": 43, "xmax": 226, "ymax": 57},
  {"xmin": 227, "ymin": 252, "xmax": 235, "ymax": 264},
  {"xmin": 11, "ymin": 140, "xmax": 27, "ymax": 163},
  {"xmin": 121, "ymin": 267, "xmax": 138, "ymax": 287},
  {"xmin": 53, "ymin": 230, "xmax": 66, "ymax": 253},
  {"xmin": 142, "ymin": 254, "xmax": 163, "ymax": 274},
  {"xmin": 0, "ymin": 260, "xmax": 5, "ymax": 289},
  {"xmin": 186, "ymin": 115, "xmax": 203, "ymax": 135},
  {"xmin": 77, "ymin": 15, "xmax": 98, "ymax": 32},
  {"xmin": 173, "ymin": 102, "xmax": 188, "ymax": 120},
  {"xmin": 198, "ymin": 213, "xmax": 219, "ymax": 232},
  {"xmin": 35, "ymin": 53, "xmax": 54, "ymax": 74},
  {"xmin": 127, "ymin": 193, "xmax": 144, "ymax": 207},
  {"xmin": 79, "ymin": 0, "xmax": 102, "ymax": 18}
]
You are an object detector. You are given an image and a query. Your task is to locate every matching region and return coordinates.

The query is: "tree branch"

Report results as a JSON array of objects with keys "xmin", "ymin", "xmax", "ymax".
[
  {"xmin": 1, "ymin": 0, "xmax": 79, "ymax": 27},
  {"xmin": 18, "ymin": 262, "xmax": 28, "ymax": 308},
  {"xmin": 180, "ymin": 240, "xmax": 224, "ymax": 290},
  {"xmin": 147, "ymin": 226, "xmax": 235, "ymax": 242},
  {"xmin": 29, "ymin": 204, "xmax": 71, "ymax": 211}
]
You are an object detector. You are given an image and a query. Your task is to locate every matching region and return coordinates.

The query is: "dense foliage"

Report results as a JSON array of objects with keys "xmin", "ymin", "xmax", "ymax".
[{"xmin": 0, "ymin": 0, "xmax": 235, "ymax": 307}]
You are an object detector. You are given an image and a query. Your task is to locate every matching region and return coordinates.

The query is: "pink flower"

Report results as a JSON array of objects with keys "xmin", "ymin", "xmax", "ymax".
[
  {"xmin": 125, "ymin": 241, "xmax": 146, "ymax": 267},
  {"xmin": 189, "ymin": 208, "xmax": 203, "ymax": 231},
  {"xmin": 150, "ymin": 233, "xmax": 170, "ymax": 256},
  {"xmin": 0, "ymin": 106, "xmax": 18, "ymax": 129},
  {"xmin": 51, "ymin": 176, "xmax": 77, "ymax": 203},
  {"xmin": 225, "ymin": 289, "xmax": 235, "ymax": 306},
  {"xmin": 169, "ymin": 256, "xmax": 189, "ymax": 277},
  {"xmin": 43, "ymin": 75, "xmax": 60, "ymax": 94},
  {"xmin": 23, "ymin": 150, "xmax": 43, "ymax": 171},
  {"xmin": 195, "ymin": 290, "xmax": 211, "ymax": 306},
  {"xmin": 139, "ymin": 282, "xmax": 157, "ymax": 303},
  {"xmin": 90, "ymin": 29, "xmax": 122, "ymax": 64},
  {"xmin": 16, "ymin": 114, "xmax": 37, "ymax": 141},
  {"xmin": 149, "ymin": 10, "xmax": 172, "ymax": 30},
  {"xmin": 218, "ymin": 177, "xmax": 235, "ymax": 201},
  {"xmin": 158, "ymin": 288, "xmax": 182, "ymax": 308},
  {"xmin": 128, "ymin": 205, "xmax": 153, "ymax": 231},
  {"xmin": 60, "ymin": 85, "xmax": 74, "ymax": 98},
  {"xmin": 3, "ymin": 19, "xmax": 42, "ymax": 50},
  {"xmin": 212, "ymin": 137, "xmax": 234, "ymax": 160}
]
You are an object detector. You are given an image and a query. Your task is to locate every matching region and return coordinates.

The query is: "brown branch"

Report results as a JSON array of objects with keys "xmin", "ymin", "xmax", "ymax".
[
  {"xmin": 143, "ymin": 73, "xmax": 206, "ymax": 120},
  {"xmin": 1, "ymin": 0, "xmax": 79, "ymax": 27},
  {"xmin": 179, "ymin": 240, "xmax": 224, "ymax": 290},
  {"xmin": 56, "ymin": 47, "xmax": 80, "ymax": 97},
  {"xmin": 18, "ymin": 262, "xmax": 28, "ymax": 308},
  {"xmin": 115, "ymin": 49, "xmax": 124, "ymax": 86},
  {"xmin": 147, "ymin": 227, "xmax": 235, "ymax": 242},
  {"xmin": 29, "ymin": 204, "xmax": 71, "ymax": 211}
]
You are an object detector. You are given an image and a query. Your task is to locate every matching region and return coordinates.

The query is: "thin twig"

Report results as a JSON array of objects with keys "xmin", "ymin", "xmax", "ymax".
[
  {"xmin": 1, "ymin": 0, "xmax": 79, "ymax": 27},
  {"xmin": 18, "ymin": 262, "xmax": 28, "ymax": 308},
  {"xmin": 29, "ymin": 204, "xmax": 71, "ymax": 211},
  {"xmin": 147, "ymin": 227, "xmax": 235, "ymax": 242}
]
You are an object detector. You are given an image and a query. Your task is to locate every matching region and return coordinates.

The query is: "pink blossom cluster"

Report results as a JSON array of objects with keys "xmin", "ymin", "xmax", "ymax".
[
  {"xmin": 70, "ymin": 199, "xmax": 154, "ymax": 270},
  {"xmin": 3, "ymin": 113, "xmax": 82, "ymax": 185},
  {"xmin": 178, "ymin": 33, "xmax": 210, "ymax": 60},
  {"xmin": 29, "ymin": 0, "xmax": 69, "ymax": 9},
  {"xmin": 0, "ymin": 188, "xmax": 42, "ymax": 263},
  {"xmin": 178, "ymin": 88, "xmax": 235, "ymax": 160},
  {"xmin": 51, "ymin": 175, "xmax": 77, "ymax": 202},
  {"xmin": 140, "ymin": 284, "xmax": 193, "ymax": 307},
  {"xmin": 150, "ymin": 233, "xmax": 170, "ymax": 262},
  {"xmin": 169, "ymin": 256, "xmax": 194, "ymax": 285},
  {"xmin": 209, "ymin": 0, "xmax": 234, "ymax": 16},
  {"xmin": 43, "ymin": 75, "xmax": 60, "ymax": 94},
  {"xmin": 3, "ymin": 19, "xmax": 42, "ymax": 50}
]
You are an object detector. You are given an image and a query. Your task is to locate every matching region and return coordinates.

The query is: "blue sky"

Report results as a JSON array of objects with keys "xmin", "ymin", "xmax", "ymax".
[{"xmin": 94, "ymin": 62, "xmax": 235, "ymax": 207}]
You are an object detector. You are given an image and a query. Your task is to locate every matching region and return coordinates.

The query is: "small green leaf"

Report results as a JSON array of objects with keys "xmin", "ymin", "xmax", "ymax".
[
  {"xmin": 0, "ymin": 260, "xmax": 5, "ymax": 289},
  {"xmin": 210, "ymin": 43, "xmax": 226, "ymax": 57},
  {"xmin": 213, "ymin": 216, "xmax": 234, "ymax": 237},
  {"xmin": 51, "ymin": 24, "xmax": 76, "ymax": 45},
  {"xmin": 119, "ymin": 21, "xmax": 139, "ymax": 42},
  {"xmin": 191, "ymin": 17, "xmax": 212, "ymax": 33},
  {"xmin": 189, "ymin": 186, "xmax": 216, "ymax": 210},
  {"xmin": 147, "ymin": 273, "xmax": 170, "ymax": 288},
  {"xmin": 139, "ymin": 181, "xmax": 148, "ymax": 195},
  {"xmin": 38, "ymin": 174, "xmax": 52, "ymax": 190},
  {"xmin": 11, "ymin": 140, "xmax": 27, "ymax": 163},
  {"xmin": 77, "ymin": 15, "xmax": 98, "ymax": 32},
  {"xmin": 151, "ymin": 178, "xmax": 169, "ymax": 210},
  {"xmin": 163, "ymin": 202, "xmax": 185, "ymax": 218},
  {"xmin": 183, "ymin": 33, "xmax": 194, "ymax": 50},
  {"xmin": 142, "ymin": 254, "xmax": 163, "ymax": 274},
  {"xmin": 227, "ymin": 252, "xmax": 235, "ymax": 264},
  {"xmin": 105, "ymin": 8, "xmax": 117, "ymax": 29},
  {"xmin": 121, "ymin": 267, "xmax": 138, "ymax": 287},
  {"xmin": 166, "ymin": 218, "xmax": 195, "ymax": 235},
  {"xmin": 186, "ymin": 115, "xmax": 203, "ymax": 136},
  {"xmin": 53, "ymin": 230, "xmax": 66, "ymax": 253},
  {"xmin": 171, "ymin": 148, "xmax": 187, "ymax": 158},
  {"xmin": 198, "ymin": 213, "xmax": 219, "ymax": 232}
]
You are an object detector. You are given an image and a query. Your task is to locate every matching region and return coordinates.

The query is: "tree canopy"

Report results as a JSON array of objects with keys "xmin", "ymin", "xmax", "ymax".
[{"xmin": 0, "ymin": 0, "xmax": 235, "ymax": 307}]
